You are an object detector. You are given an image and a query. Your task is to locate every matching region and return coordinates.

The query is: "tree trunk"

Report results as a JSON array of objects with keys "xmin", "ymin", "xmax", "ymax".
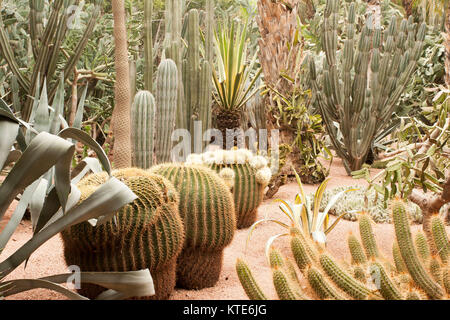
[
  {"xmin": 446, "ymin": 2, "xmax": 450, "ymax": 87},
  {"xmin": 111, "ymin": 0, "xmax": 132, "ymax": 168}
]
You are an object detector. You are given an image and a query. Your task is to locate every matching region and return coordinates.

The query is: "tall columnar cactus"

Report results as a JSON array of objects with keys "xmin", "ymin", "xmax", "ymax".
[
  {"xmin": 61, "ymin": 168, "xmax": 185, "ymax": 300},
  {"xmin": 148, "ymin": 164, "xmax": 236, "ymax": 289},
  {"xmin": 415, "ymin": 231, "xmax": 431, "ymax": 262},
  {"xmin": 309, "ymin": 0, "xmax": 427, "ymax": 174},
  {"xmin": 186, "ymin": 149, "xmax": 272, "ymax": 228},
  {"xmin": 131, "ymin": 91, "xmax": 156, "ymax": 169},
  {"xmin": 369, "ymin": 261, "xmax": 403, "ymax": 300},
  {"xmin": 155, "ymin": 59, "xmax": 178, "ymax": 163},
  {"xmin": 181, "ymin": 9, "xmax": 213, "ymax": 149},
  {"xmin": 392, "ymin": 200, "xmax": 444, "ymax": 299},
  {"xmin": 144, "ymin": 0, "xmax": 153, "ymax": 92}
]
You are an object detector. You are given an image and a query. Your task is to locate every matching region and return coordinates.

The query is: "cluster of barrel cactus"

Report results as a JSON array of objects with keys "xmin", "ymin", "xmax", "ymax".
[
  {"xmin": 236, "ymin": 200, "xmax": 450, "ymax": 300},
  {"xmin": 186, "ymin": 149, "xmax": 272, "ymax": 228},
  {"xmin": 61, "ymin": 168, "xmax": 185, "ymax": 300},
  {"xmin": 62, "ymin": 163, "xmax": 237, "ymax": 298},
  {"xmin": 318, "ymin": 186, "xmax": 423, "ymax": 224},
  {"xmin": 148, "ymin": 163, "xmax": 236, "ymax": 289}
]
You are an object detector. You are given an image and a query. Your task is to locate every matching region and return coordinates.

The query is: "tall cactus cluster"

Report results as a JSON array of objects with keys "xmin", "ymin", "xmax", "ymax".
[
  {"xmin": 131, "ymin": 59, "xmax": 178, "ymax": 167},
  {"xmin": 309, "ymin": 0, "xmax": 427, "ymax": 174},
  {"xmin": 61, "ymin": 168, "xmax": 185, "ymax": 300},
  {"xmin": 186, "ymin": 149, "xmax": 272, "ymax": 229},
  {"xmin": 148, "ymin": 164, "xmax": 236, "ymax": 289},
  {"xmin": 236, "ymin": 200, "xmax": 450, "ymax": 300}
]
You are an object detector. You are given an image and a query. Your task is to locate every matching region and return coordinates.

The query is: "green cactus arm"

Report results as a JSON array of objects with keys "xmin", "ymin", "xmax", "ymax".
[
  {"xmin": 319, "ymin": 253, "xmax": 374, "ymax": 300},
  {"xmin": 392, "ymin": 200, "xmax": 444, "ymax": 300},
  {"xmin": 393, "ymin": 242, "xmax": 408, "ymax": 273},
  {"xmin": 144, "ymin": 0, "xmax": 153, "ymax": 92},
  {"xmin": 369, "ymin": 261, "xmax": 403, "ymax": 300},
  {"xmin": 443, "ymin": 267, "xmax": 450, "ymax": 294},
  {"xmin": 307, "ymin": 266, "xmax": 345, "ymax": 300},
  {"xmin": 235, "ymin": 258, "xmax": 267, "ymax": 300},
  {"xmin": 431, "ymin": 216, "xmax": 450, "ymax": 264},
  {"xmin": 429, "ymin": 257, "xmax": 443, "ymax": 285},
  {"xmin": 415, "ymin": 231, "xmax": 431, "ymax": 263},
  {"xmin": 359, "ymin": 214, "xmax": 379, "ymax": 259},
  {"xmin": 353, "ymin": 265, "xmax": 367, "ymax": 284},
  {"xmin": 348, "ymin": 233, "xmax": 367, "ymax": 265}
]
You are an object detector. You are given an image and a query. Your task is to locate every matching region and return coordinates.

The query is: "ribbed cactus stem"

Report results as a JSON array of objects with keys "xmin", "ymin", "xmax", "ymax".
[
  {"xmin": 235, "ymin": 258, "xmax": 267, "ymax": 300},
  {"xmin": 155, "ymin": 59, "xmax": 178, "ymax": 163},
  {"xmin": 131, "ymin": 91, "xmax": 156, "ymax": 169},
  {"xmin": 393, "ymin": 242, "xmax": 408, "ymax": 273},
  {"xmin": 369, "ymin": 261, "xmax": 403, "ymax": 300},
  {"xmin": 392, "ymin": 200, "xmax": 444, "ymax": 299},
  {"xmin": 319, "ymin": 253, "xmax": 374, "ymax": 300},
  {"xmin": 144, "ymin": 0, "xmax": 153, "ymax": 91},
  {"xmin": 307, "ymin": 266, "xmax": 345, "ymax": 300},
  {"xmin": 431, "ymin": 215, "xmax": 450, "ymax": 264},
  {"xmin": 443, "ymin": 267, "xmax": 450, "ymax": 294},
  {"xmin": 353, "ymin": 265, "xmax": 367, "ymax": 284},
  {"xmin": 348, "ymin": 233, "xmax": 367, "ymax": 265},
  {"xmin": 359, "ymin": 214, "xmax": 380, "ymax": 259},
  {"xmin": 415, "ymin": 231, "xmax": 431, "ymax": 262},
  {"xmin": 272, "ymin": 269, "xmax": 304, "ymax": 300},
  {"xmin": 290, "ymin": 235, "xmax": 314, "ymax": 272}
]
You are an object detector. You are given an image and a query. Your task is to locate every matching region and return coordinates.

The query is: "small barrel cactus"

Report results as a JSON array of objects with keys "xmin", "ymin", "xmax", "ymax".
[
  {"xmin": 61, "ymin": 168, "xmax": 185, "ymax": 300},
  {"xmin": 148, "ymin": 163, "xmax": 236, "ymax": 289},
  {"xmin": 186, "ymin": 149, "xmax": 272, "ymax": 228}
]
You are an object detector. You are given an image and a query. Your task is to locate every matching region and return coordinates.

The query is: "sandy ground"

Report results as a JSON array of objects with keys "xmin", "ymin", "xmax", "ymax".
[{"xmin": 1, "ymin": 158, "xmax": 447, "ymax": 300}]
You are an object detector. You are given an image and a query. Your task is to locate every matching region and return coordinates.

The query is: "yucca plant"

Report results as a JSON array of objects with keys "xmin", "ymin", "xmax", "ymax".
[
  {"xmin": 212, "ymin": 20, "xmax": 262, "ymax": 146},
  {"xmin": 247, "ymin": 168, "xmax": 357, "ymax": 247},
  {"xmin": 0, "ymin": 99, "xmax": 155, "ymax": 300}
]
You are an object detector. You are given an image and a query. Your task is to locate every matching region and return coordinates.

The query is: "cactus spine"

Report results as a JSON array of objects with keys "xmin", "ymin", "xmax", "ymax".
[
  {"xmin": 148, "ymin": 164, "xmax": 236, "ymax": 289},
  {"xmin": 155, "ymin": 59, "xmax": 178, "ymax": 163},
  {"xmin": 392, "ymin": 200, "xmax": 444, "ymax": 299},
  {"xmin": 236, "ymin": 258, "xmax": 267, "ymax": 300},
  {"xmin": 348, "ymin": 233, "xmax": 367, "ymax": 265},
  {"xmin": 359, "ymin": 214, "xmax": 380, "ymax": 259},
  {"xmin": 131, "ymin": 91, "xmax": 156, "ymax": 169},
  {"xmin": 61, "ymin": 169, "xmax": 185, "ymax": 300},
  {"xmin": 431, "ymin": 215, "xmax": 450, "ymax": 264}
]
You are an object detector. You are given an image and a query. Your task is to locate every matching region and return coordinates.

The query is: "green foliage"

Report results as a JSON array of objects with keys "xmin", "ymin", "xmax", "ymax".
[
  {"xmin": 0, "ymin": 99, "xmax": 154, "ymax": 300},
  {"xmin": 212, "ymin": 20, "xmax": 261, "ymax": 112}
]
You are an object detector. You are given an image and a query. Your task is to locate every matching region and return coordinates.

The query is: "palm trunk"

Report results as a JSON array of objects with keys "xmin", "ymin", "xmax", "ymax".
[
  {"xmin": 446, "ymin": 2, "xmax": 450, "ymax": 87},
  {"xmin": 111, "ymin": 0, "xmax": 132, "ymax": 168}
]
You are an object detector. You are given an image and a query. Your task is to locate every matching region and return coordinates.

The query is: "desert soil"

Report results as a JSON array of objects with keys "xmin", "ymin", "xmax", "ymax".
[{"xmin": 1, "ymin": 158, "xmax": 447, "ymax": 300}]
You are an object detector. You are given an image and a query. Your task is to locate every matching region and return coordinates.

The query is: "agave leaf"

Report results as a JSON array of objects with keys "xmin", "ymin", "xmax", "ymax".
[
  {"xmin": 273, "ymin": 199, "xmax": 295, "ymax": 222},
  {"xmin": 325, "ymin": 211, "xmax": 352, "ymax": 235},
  {"xmin": 0, "ymin": 177, "xmax": 137, "ymax": 277},
  {"xmin": 73, "ymin": 85, "xmax": 88, "ymax": 130},
  {"xmin": 58, "ymin": 128, "xmax": 111, "ymax": 176},
  {"xmin": 264, "ymin": 233, "xmax": 288, "ymax": 264},
  {"xmin": 70, "ymin": 157, "xmax": 103, "ymax": 185},
  {"xmin": 0, "ymin": 181, "xmax": 40, "ymax": 255},
  {"xmin": 0, "ymin": 132, "xmax": 74, "ymax": 221},
  {"xmin": 0, "ymin": 119, "xmax": 19, "ymax": 171},
  {"xmin": 29, "ymin": 178, "xmax": 49, "ymax": 231},
  {"xmin": 293, "ymin": 168, "xmax": 306, "ymax": 204},
  {"xmin": 33, "ymin": 79, "xmax": 50, "ymax": 134},
  {"xmin": 312, "ymin": 178, "xmax": 331, "ymax": 231},
  {"xmin": 49, "ymin": 74, "xmax": 65, "ymax": 135},
  {"xmin": 0, "ymin": 278, "xmax": 88, "ymax": 300}
]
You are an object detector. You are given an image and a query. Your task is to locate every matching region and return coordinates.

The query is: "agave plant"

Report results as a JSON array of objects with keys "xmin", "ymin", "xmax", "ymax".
[
  {"xmin": 212, "ymin": 19, "xmax": 262, "ymax": 144},
  {"xmin": 0, "ymin": 98, "xmax": 154, "ymax": 300},
  {"xmin": 246, "ymin": 168, "xmax": 357, "ymax": 249}
]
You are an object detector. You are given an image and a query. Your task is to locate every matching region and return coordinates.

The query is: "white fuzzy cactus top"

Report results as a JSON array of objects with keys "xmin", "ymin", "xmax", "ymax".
[{"xmin": 185, "ymin": 149, "xmax": 272, "ymax": 187}]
